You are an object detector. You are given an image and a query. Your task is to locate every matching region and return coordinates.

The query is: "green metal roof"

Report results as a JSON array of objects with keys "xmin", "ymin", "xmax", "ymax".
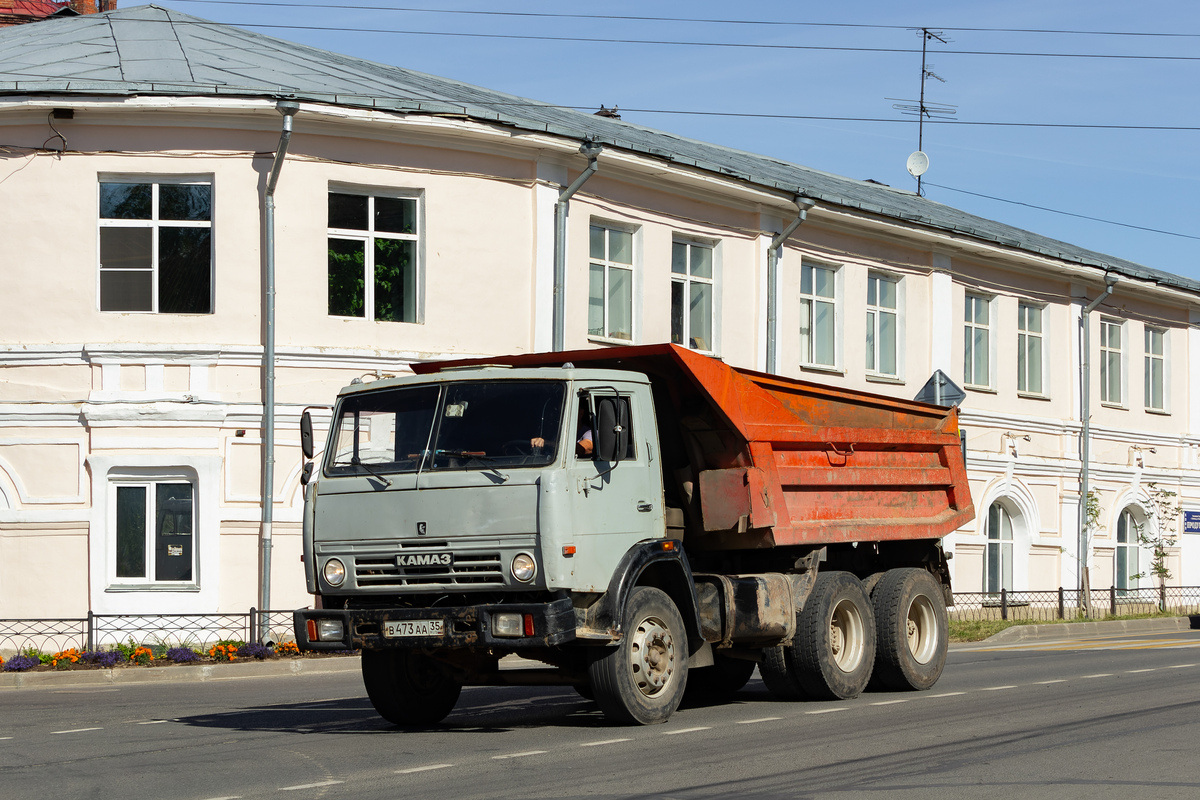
[{"xmin": 2, "ymin": 4, "xmax": 1195, "ymax": 296}]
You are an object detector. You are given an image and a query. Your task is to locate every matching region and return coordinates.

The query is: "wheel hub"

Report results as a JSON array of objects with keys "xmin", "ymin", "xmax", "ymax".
[{"xmin": 630, "ymin": 617, "xmax": 676, "ymax": 696}]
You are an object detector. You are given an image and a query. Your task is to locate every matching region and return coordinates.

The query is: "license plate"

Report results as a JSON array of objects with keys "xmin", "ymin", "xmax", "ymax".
[{"xmin": 382, "ymin": 619, "xmax": 444, "ymax": 638}]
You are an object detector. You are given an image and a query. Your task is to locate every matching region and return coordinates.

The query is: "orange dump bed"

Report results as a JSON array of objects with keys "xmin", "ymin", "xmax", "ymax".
[{"xmin": 418, "ymin": 344, "xmax": 974, "ymax": 549}]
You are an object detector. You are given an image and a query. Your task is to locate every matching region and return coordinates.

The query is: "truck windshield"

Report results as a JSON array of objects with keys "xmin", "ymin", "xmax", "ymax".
[{"xmin": 327, "ymin": 381, "xmax": 565, "ymax": 475}]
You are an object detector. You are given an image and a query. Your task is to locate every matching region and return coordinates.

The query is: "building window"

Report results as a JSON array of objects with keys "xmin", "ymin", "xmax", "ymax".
[
  {"xmin": 1017, "ymin": 302, "xmax": 1044, "ymax": 395},
  {"xmin": 963, "ymin": 293, "xmax": 991, "ymax": 388},
  {"xmin": 328, "ymin": 191, "xmax": 420, "ymax": 322},
  {"xmin": 800, "ymin": 263, "xmax": 838, "ymax": 368},
  {"xmin": 589, "ymin": 224, "xmax": 635, "ymax": 340},
  {"xmin": 113, "ymin": 480, "xmax": 196, "ymax": 584},
  {"xmin": 985, "ymin": 501, "xmax": 1014, "ymax": 594},
  {"xmin": 671, "ymin": 240, "xmax": 714, "ymax": 351},
  {"xmin": 1144, "ymin": 327, "xmax": 1166, "ymax": 411},
  {"xmin": 1116, "ymin": 508, "xmax": 1140, "ymax": 593},
  {"xmin": 1100, "ymin": 317, "xmax": 1123, "ymax": 405},
  {"xmin": 865, "ymin": 273, "xmax": 898, "ymax": 376},
  {"xmin": 98, "ymin": 180, "xmax": 213, "ymax": 313}
]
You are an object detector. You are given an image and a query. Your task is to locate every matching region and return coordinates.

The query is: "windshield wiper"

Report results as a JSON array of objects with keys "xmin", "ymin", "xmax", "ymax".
[{"xmin": 350, "ymin": 457, "xmax": 393, "ymax": 487}]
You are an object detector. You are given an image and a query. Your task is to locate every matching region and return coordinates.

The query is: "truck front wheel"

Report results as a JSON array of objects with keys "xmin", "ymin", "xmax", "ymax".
[
  {"xmin": 588, "ymin": 586, "xmax": 688, "ymax": 724},
  {"xmin": 361, "ymin": 650, "xmax": 462, "ymax": 726},
  {"xmin": 871, "ymin": 568, "xmax": 948, "ymax": 691}
]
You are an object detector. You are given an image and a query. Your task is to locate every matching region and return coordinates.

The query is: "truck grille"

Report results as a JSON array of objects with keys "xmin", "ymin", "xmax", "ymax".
[{"xmin": 353, "ymin": 552, "xmax": 505, "ymax": 588}]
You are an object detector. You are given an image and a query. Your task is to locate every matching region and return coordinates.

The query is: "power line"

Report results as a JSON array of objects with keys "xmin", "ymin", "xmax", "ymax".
[
  {"xmin": 162, "ymin": 19, "xmax": 1200, "ymax": 62},
  {"xmin": 166, "ymin": 1, "xmax": 1200, "ymax": 39},
  {"xmin": 926, "ymin": 182, "xmax": 1200, "ymax": 241}
]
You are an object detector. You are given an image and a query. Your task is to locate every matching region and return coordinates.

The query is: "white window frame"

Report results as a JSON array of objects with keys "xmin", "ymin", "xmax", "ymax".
[
  {"xmin": 1115, "ymin": 507, "xmax": 1141, "ymax": 593},
  {"xmin": 327, "ymin": 186, "xmax": 424, "ymax": 324},
  {"xmin": 963, "ymin": 292, "xmax": 995, "ymax": 390},
  {"xmin": 865, "ymin": 272, "xmax": 901, "ymax": 379},
  {"xmin": 671, "ymin": 237, "xmax": 717, "ymax": 353},
  {"xmin": 1100, "ymin": 316, "xmax": 1125, "ymax": 407},
  {"xmin": 1144, "ymin": 325, "xmax": 1167, "ymax": 412},
  {"xmin": 985, "ymin": 500, "xmax": 1014, "ymax": 595},
  {"xmin": 97, "ymin": 176, "xmax": 214, "ymax": 314},
  {"xmin": 106, "ymin": 469, "xmax": 199, "ymax": 590},
  {"xmin": 799, "ymin": 261, "xmax": 841, "ymax": 370},
  {"xmin": 588, "ymin": 221, "xmax": 638, "ymax": 343},
  {"xmin": 1017, "ymin": 301, "xmax": 1047, "ymax": 397}
]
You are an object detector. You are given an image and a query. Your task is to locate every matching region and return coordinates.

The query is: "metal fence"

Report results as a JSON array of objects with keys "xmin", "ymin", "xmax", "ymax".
[
  {"xmin": 0, "ymin": 608, "xmax": 297, "ymax": 656},
  {"xmin": 949, "ymin": 586, "xmax": 1200, "ymax": 622}
]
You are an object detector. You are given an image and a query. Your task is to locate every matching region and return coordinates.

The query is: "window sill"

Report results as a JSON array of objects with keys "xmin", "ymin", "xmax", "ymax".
[
  {"xmin": 800, "ymin": 363, "xmax": 844, "ymax": 377},
  {"xmin": 1017, "ymin": 392, "xmax": 1051, "ymax": 401},
  {"xmin": 106, "ymin": 584, "xmax": 201, "ymax": 593},
  {"xmin": 1145, "ymin": 407, "xmax": 1171, "ymax": 416},
  {"xmin": 964, "ymin": 384, "xmax": 997, "ymax": 394},
  {"xmin": 865, "ymin": 373, "xmax": 904, "ymax": 385},
  {"xmin": 1100, "ymin": 402, "xmax": 1128, "ymax": 411},
  {"xmin": 588, "ymin": 335, "xmax": 636, "ymax": 347}
]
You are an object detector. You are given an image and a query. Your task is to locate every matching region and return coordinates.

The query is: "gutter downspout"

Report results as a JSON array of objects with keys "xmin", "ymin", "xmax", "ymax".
[
  {"xmin": 766, "ymin": 196, "xmax": 816, "ymax": 374},
  {"xmin": 1078, "ymin": 273, "xmax": 1117, "ymax": 608},
  {"xmin": 260, "ymin": 101, "xmax": 299, "ymax": 641},
  {"xmin": 552, "ymin": 141, "xmax": 602, "ymax": 352}
]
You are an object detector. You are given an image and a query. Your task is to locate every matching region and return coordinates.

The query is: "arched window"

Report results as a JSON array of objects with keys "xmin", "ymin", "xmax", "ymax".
[
  {"xmin": 986, "ymin": 501, "xmax": 1014, "ymax": 594},
  {"xmin": 1115, "ymin": 507, "xmax": 1141, "ymax": 593}
]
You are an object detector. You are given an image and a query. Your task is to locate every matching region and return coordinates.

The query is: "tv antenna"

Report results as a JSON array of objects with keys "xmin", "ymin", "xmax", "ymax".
[{"xmin": 887, "ymin": 28, "xmax": 957, "ymax": 195}]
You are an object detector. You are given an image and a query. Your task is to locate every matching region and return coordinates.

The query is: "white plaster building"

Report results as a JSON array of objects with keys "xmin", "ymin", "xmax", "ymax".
[{"xmin": 1, "ymin": 6, "xmax": 1198, "ymax": 620}]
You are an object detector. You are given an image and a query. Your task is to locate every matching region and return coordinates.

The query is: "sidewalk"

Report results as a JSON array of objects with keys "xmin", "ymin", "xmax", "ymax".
[{"xmin": 977, "ymin": 614, "xmax": 1199, "ymax": 645}]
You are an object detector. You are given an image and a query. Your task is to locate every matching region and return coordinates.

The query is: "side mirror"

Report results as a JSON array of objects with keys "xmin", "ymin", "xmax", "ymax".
[
  {"xmin": 595, "ymin": 396, "xmax": 630, "ymax": 463},
  {"xmin": 300, "ymin": 462, "xmax": 314, "ymax": 486},
  {"xmin": 300, "ymin": 411, "xmax": 315, "ymax": 461}
]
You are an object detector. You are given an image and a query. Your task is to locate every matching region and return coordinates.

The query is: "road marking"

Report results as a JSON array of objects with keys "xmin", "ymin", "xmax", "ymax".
[
  {"xmin": 278, "ymin": 781, "xmax": 343, "ymax": 791},
  {"xmin": 200, "ymin": 796, "xmax": 241, "ymax": 800},
  {"xmin": 1127, "ymin": 668, "xmax": 1157, "ymax": 673},
  {"xmin": 492, "ymin": 750, "xmax": 547, "ymax": 760},
  {"xmin": 665, "ymin": 726, "xmax": 711, "ymax": 735},
  {"xmin": 982, "ymin": 685, "xmax": 1017, "ymax": 691},
  {"xmin": 1082, "ymin": 673, "xmax": 1113, "ymax": 678},
  {"xmin": 1167, "ymin": 663, "xmax": 1196, "ymax": 669},
  {"xmin": 51, "ymin": 727, "xmax": 103, "ymax": 735},
  {"xmin": 395, "ymin": 764, "xmax": 454, "ymax": 774},
  {"xmin": 806, "ymin": 708, "xmax": 848, "ymax": 715},
  {"xmin": 581, "ymin": 738, "xmax": 632, "ymax": 747},
  {"xmin": 136, "ymin": 720, "xmax": 169, "ymax": 725},
  {"xmin": 737, "ymin": 717, "xmax": 782, "ymax": 725},
  {"xmin": 928, "ymin": 691, "xmax": 966, "ymax": 698},
  {"xmin": 1034, "ymin": 679, "xmax": 1067, "ymax": 685},
  {"xmin": 870, "ymin": 699, "xmax": 911, "ymax": 706},
  {"xmin": 0, "ymin": 737, "xmax": 12, "ymax": 741}
]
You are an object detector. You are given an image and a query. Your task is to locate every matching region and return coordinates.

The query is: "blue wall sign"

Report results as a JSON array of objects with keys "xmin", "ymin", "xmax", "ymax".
[{"xmin": 1184, "ymin": 510, "xmax": 1200, "ymax": 535}]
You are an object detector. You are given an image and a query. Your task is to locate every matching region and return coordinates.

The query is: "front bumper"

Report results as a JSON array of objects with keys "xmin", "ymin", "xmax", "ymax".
[{"xmin": 294, "ymin": 597, "xmax": 577, "ymax": 651}]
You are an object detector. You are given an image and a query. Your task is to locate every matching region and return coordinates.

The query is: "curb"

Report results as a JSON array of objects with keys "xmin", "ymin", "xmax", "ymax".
[
  {"xmin": 982, "ymin": 615, "xmax": 1199, "ymax": 644},
  {"xmin": 0, "ymin": 654, "xmax": 361, "ymax": 690}
]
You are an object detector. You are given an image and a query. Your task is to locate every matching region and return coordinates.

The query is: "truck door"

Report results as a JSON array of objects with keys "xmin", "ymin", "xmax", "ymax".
[{"xmin": 568, "ymin": 388, "xmax": 663, "ymax": 592}]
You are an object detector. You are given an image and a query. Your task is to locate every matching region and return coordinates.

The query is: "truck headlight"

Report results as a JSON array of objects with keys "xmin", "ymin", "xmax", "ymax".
[
  {"xmin": 323, "ymin": 558, "xmax": 346, "ymax": 586},
  {"xmin": 510, "ymin": 552, "xmax": 536, "ymax": 583}
]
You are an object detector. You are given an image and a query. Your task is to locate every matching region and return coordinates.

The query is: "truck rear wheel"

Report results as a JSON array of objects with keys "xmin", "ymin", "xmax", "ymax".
[
  {"xmin": 759, "ymin": 645, "xmax": 804, "ymax": 700},
  {"xmin": 791, "ymin": 571, "xmax": 876, "ymax": 700},
  {"xmin": 871, "ymin": 568, "xmax": 948, "ymax": 691},
  {"xmin": 361, "ymin": 650, "xmax": 462, "ymax": 726},
  {"xmin": 588, "ymin": 586, "xmax": 688, "ymax": 724}
]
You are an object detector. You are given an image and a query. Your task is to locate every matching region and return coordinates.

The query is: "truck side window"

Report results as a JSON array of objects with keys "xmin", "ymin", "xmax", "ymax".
[{"xmin": 579, "ymin": 395, "xmax": 634, "ymax": 460}]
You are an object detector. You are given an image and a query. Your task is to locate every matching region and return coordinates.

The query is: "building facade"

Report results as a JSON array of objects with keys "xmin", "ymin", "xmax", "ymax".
[{"xmin": 1, "ymin": 6, "xmax": 1198, "ymax": 620}]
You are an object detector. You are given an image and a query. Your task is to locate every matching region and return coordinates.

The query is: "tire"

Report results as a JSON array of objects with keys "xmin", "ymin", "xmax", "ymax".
[
  {"xmin": 588, "ymin": 586, "xmax": 688, "ymax": 724},
  {"xmin": 790, "ymin": 571, "xmax": 876, "ymax": 700},
  {"xmin": 871, "ymin": 568, "xmax": 948, "ymax": 691},
  {"xmin": 759, "ymin": 644, "xmax": 804, "ymax": 701},
  {"xmin": 361, "ymin": 649, "xmax": 462, "ymax": 726},
  {"xmin": 685, "ymin": 653, "xmax": 756, "ymax": 699}
]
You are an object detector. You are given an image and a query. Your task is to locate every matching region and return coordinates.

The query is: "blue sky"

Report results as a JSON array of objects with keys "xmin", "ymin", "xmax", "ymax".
[{"xmin": 160, "ymin": 0, "xmax": 1200, "ymax": 282}]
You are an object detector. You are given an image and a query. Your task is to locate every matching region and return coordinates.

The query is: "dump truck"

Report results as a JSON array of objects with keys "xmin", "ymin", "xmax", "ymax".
[{"xmin": 294, "ymin": 344, "xmax": 974, "ymax": 725}]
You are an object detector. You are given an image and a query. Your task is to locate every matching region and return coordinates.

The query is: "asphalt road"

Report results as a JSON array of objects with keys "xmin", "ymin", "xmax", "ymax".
[{"xmin": 5, "ymin": 630, "xmax": 1200, "ymax": 799}]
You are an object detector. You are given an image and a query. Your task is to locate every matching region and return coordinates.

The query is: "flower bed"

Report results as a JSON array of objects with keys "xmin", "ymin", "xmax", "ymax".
[{"xmin": 1, "ymin": 640, "xmax": 351, "ymax": 673}]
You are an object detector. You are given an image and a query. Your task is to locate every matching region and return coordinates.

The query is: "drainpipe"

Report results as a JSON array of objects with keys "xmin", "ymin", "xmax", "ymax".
[
  {"xmin": 260, "ymin": 101, "xmax": 299, "ymax": 641},
  {"xmin": 1078, "ymin": 273, "xmax": 1117, "ymax": 603},
  {"xmin": 552, "ymin": 141, "xmax": 602, "ymax": 352},
  {"xmin": 766, "ymin": 196, "xmax": 816, "ymax": 373}
]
